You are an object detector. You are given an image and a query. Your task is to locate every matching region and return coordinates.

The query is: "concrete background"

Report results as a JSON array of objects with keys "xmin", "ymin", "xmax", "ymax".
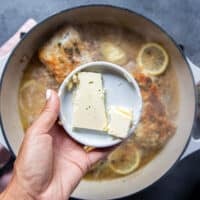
[
  {"xmin": 1, "ymin": 0, "xmax": 200, "ymax": 67},
  {"xmin": 0, "ymin": 1, "xmax": 200, "ymax": 200}
]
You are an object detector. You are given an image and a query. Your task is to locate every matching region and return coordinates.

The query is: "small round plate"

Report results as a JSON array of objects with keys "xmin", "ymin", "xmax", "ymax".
[{"xmin": 58, "ymin": 61, "xmax": 142, "ymax": 148}]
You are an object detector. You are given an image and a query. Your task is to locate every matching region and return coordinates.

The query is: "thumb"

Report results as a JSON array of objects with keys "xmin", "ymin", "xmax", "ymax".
[{"xmin": 27, "ymin": 89, "xmax": 60, "ymax": 135}]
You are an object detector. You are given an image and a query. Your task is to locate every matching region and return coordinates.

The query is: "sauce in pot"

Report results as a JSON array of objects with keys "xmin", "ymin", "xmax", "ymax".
[{"xmin": 19, "ymin": 23, "xmax": 179, "ymax": 180}]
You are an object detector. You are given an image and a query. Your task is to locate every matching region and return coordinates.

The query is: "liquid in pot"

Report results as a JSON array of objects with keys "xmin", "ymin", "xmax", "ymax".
[{"xmin": 19, "ymin": 23, "xmax": 179, "ymax": 180}]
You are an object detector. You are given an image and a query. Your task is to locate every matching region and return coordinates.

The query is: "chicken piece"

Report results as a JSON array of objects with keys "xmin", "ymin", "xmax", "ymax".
[
  {"xmin": 84, "ymin": 146, "xmax": 96, "ymax": 152},
  {"xmin": 39, "ymin": 26, "xmax": 92, "ymax": 83},
  {"xmin": 133, "ymin": 72, "xmax": 175, "ymax": 149}
]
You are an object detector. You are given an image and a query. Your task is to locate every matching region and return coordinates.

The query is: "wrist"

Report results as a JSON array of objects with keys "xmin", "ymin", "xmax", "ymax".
[{"xmin": 0, "ymin": 177, "xmax": 34, "ymax": 200}]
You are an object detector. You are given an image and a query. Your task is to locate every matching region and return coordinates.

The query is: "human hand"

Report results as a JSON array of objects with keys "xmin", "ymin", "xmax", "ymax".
[{"xmin": 0, "ymin": 90, "xmax": 110, "ymax": 200}]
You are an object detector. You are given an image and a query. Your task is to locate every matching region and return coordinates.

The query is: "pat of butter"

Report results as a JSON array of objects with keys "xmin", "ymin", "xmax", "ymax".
[
  {"xmin": 72, "ymin": 72, "xmax": 107, "ymax": 131},
  {"xmin": 108, "ymin": 106, "xmax": 132, "ymax": 138}
]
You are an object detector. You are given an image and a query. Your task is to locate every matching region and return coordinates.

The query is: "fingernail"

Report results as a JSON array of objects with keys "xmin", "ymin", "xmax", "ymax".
[{"xmin": 46, "ymin": 89, "xmax": 52, "ymax": 100}]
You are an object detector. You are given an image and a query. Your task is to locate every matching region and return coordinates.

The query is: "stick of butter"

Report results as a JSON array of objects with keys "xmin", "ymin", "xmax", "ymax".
[
  {"xmin": 72, "ymin": 72, "xmax": 107, "ymax": 131},
  {"xmin": 108, "ymin": 106, "xmax": 132, "ymax": 138}
]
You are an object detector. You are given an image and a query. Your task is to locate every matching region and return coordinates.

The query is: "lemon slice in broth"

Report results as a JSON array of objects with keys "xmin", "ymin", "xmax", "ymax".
[
  {"xmin": 100, "ymin": 42, "xmax": 128, "ymax": 65},
  {"xmin": 137, "ymin": 43, "xmax": 169, "ymax": 76},
  {"xmin": 108, "ymin": 142, "xmax": 141, "ymax": 175},
  {"xmin": 19, "ymin": 80, "xmax": 46, "ymax": 115}
]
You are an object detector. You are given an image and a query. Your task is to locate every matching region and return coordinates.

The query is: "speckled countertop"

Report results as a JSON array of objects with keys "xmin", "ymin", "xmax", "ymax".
[{"xmin": 0, "ymin": 1, "xmax": 200, "ymax": 200}]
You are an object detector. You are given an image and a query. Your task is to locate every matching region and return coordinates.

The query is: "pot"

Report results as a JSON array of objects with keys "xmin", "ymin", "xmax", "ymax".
[{"xmin": 0, "ymin": 5, "xmax": 200, "ymax": 200}]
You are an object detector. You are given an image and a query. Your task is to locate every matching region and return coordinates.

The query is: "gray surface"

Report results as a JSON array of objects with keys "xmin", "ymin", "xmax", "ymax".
[{"xmin": 0, "ymin": 0, "xmax": 200, "ymax": 67}]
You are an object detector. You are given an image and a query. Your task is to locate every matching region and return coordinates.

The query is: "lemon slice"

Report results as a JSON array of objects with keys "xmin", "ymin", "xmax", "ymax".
[
  {"xmin": 100, "ymin": 42, "xmax": 128, "ymax": 65},
  {"xmin": 108, "ymin": 142, "xmax": 141, "ymax": 175},
  {"xmin": 19, "ymin": 80, "xmax": 46, "ymax": 115},
  {"xmin": 137, "ymin": 43, "xmax": 169, "ymax": 75}
]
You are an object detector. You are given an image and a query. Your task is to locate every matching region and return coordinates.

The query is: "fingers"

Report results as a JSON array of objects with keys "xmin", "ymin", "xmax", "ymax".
[
  {"xmin": 87, "ymin": 147, "xmax": 115, "ymax": 166},
  {"xmin": 27, "ymin": 89, "xmax": 60, "ymax": 136}
]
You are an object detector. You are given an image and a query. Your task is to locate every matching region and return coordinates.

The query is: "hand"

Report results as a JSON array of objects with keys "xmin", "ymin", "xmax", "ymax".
[{"xmin": 0, "ymin": 90, "xmax": 110, "ymax": 200}]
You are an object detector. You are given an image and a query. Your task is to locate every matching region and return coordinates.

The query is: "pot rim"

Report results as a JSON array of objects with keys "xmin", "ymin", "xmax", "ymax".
[{"xmin": 0, "ymin": 4, "xmax": 197, "ymax": 198}]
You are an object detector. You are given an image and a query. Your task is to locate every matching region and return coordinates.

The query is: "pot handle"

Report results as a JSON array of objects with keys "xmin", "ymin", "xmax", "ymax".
[
  {"xmin": 187, "ymin": 58, "xmax": 200, "ymax": 85},
  {"xmin": 0, "ymin": 55, "xmax": 15, "ymax": 180},
  {"xmin": 181, "ymin": 58, "xmax": 200, "ymax": 159},
  {"xmin": 0, "ymin": 54, "xmax": 10, "ymax": 150}
]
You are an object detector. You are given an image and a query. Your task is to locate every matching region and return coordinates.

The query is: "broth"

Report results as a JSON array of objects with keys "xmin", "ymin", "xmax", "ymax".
[{"xmin": 19, "ymin": 23, "xmax": 179, "ymax": 180}]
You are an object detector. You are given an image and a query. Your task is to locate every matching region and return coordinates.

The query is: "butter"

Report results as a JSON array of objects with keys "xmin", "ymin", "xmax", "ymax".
[
  {"xmin": 108, "ymin": 106, "xmax": 132, "ymax": 138},
  {"xmin": 72, "ymin": 72, "xmax": 107, "ymax": 131}
]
